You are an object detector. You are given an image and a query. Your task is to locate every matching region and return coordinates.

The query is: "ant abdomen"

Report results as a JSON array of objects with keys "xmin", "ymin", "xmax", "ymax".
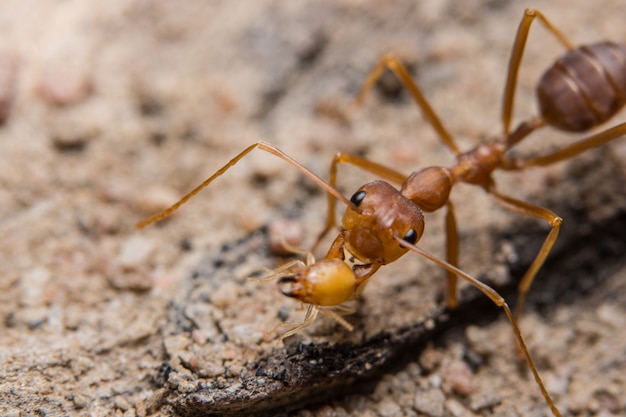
[{"xmin": 537, "ymin": 41, "xmax": 626, "ymax": 132}]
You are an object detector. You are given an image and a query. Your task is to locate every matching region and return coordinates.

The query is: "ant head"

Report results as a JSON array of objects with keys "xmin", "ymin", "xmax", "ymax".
[
  {"xmin": 278, "ymin": 259, "xmax": 356, "ymax": 306},
  {"xmin": 341, "ymin": 180, "xmax": 425, "ymax": 265}
]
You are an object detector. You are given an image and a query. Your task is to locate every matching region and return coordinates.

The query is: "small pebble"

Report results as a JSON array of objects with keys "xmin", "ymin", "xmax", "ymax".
[
  {"xmin": 133, "ymin": 185, "xmax": 180, "ymax": 216},
  {"xmin": 419, "ymin": 344, "xmax": 443, "ymax": 372},
  {"xmin": 108, "ymin": 269, "xmax": 154, "ymax": 292},
  {"xmin": 89, "ymin": 205, "xmax": 122, "ymax": 235},
  {"xmin": 230, "ymin": 323, "xmax": 264, "ymax": 345},
  {"xmin": 112, "ymin": 395, "xmax": 131, "ymax": 412},
  {"xmin": 314, "ymin": 99, "xmax": 351, "ymax": 127},
  {"xmin": 268, "ymin": 218, "xmax": 304, "ymax": 255},
  {"xmin": 163, "ymin": 334, "xmax": 191, "ymax": 356},
  {"xmin": 37, "ymin": 63, "xmax": 93, "ymax": 106},
  {"xmin": 443, "ymin": 359, "xmax": 476, "ymax": 396},
  {"xmin": 445, "ymin": 398, "xmax": 477, "ymax": 417},
  {"xmin": 49, "ymin": 111, "xmax": 100, "ymax": 152},
  {"xmin": 414, "ymin": 388, "xmax": 445, "ymax": 417},
  {"xmin": 376, "ymin": 398, "xmax": 401, "ymax": 417},
  {"xmin": 210, "ymin": 281, "xmax": 240, "ymax": 308},
  {"xmin": 70, "ymin": 393, "xmax": 91, "ymax": 409},
  {"xmin": 469, "ymin": 392, "xmax": 501, "ymax": 412},
  {"xmin": 20, "ymin": 266, "xmax": 51, "ymax": 307},
  {"xmin": 314, "ymin": 405, "xmax": 337, "ymax": 417},
  {"xmin": 465, "ymin": 325, "xmax": 494, "ymax": 355},
  {"xmin": 592, "ymin": 389, "xmax": 621, "ymax": 414},
  {"xmin": 596, "ymin": 303, "xmax": 625, "ymax": 329},
  {"xmin": 118, "ymin": 236, "xmax": 156, "ymax": 268},
  {"xmin": 182, "ymin": 353, "xmax": 225, "ymax": 378}
]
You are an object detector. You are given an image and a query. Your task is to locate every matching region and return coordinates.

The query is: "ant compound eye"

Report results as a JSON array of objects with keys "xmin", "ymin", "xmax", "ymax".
[
  {"xmin": 402, "ymin": 229, "xmax": 418, "ymax": 245},
  {"xmin": 350, "ymin": 190, "xmax": 367, "ymax": 207}
]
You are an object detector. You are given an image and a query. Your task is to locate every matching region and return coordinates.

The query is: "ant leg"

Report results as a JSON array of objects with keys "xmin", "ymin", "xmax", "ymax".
[
  {"xmin": 319, "ymin": 307, "xmax": 354, "ymax": 331},
  {"xmin": 355, "ymin": 54, "xmax": 461, "ymax": 154},
  {"xmin": 505, "ymin": 122, "xmax": 626, "ymax": 168},
  {"xmin": 247, "ymin": 259, "xmax": 307, "ymax": 284},
  {"xmin": 312, "ymin": 152, "xmax": 407, "ymax": 251},
  {"xmin": 488, "ymin": 189, "xmax": 562, "ymax": 323},
  {"xmin": 136, "ymin": 141, "xmax": 354, "ymax": 229},
  {"xmin": 396, "ymin": 237, "xmax": 562, "ymax": 417},
  {"xmin": 444, "ymin": 201, "xmax": 460, "ymax": 309},
  {"xmin": 278, "ymin": 304, "xmax": 354, "ymax": 343},
  {"xmin": 328, "ymin": 302, "xmax": 357, "ymax": 316},
  {"xmin": 278, "ymin": 304, "xmax": 319, "ymax": 342},
  {"xmin": 502, "ymin": 8, "xmax": 574, "ymax": 135}
]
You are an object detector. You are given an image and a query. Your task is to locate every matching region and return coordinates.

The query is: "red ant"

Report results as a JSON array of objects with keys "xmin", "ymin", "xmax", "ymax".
[{"xmin": 137, "ymin": 9, "xmax": 626, "ymax": 417}]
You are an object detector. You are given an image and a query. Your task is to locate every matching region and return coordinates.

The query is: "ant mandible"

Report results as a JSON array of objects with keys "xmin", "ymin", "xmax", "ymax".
[{"xmin": 137, "ymin": 9, "xmax": 626, "ymax": 417}]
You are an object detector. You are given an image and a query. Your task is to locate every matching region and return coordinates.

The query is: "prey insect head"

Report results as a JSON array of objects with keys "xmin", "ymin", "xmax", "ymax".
[{"xmin": 278, "ymin": 259, "xmax": 357, "ymax": 306}]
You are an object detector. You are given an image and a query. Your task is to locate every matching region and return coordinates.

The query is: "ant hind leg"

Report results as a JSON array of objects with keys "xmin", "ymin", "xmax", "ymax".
[
  {"xmin": 354, "ymin": 54, "xmax": 461, "ymax": 154},
  {"xmin": 502, "ymin": 8, "xmax": 575, "ymax": 134},
  {"xmin": 488, "ymin": 189, "xmax": 562, "ymax": 324},
  {"xmin": 505, "ymin": 122, "xmax": 626, "ymax": 169}
]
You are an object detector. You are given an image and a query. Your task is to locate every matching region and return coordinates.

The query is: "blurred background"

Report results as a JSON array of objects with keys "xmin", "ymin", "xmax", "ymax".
[{"xmin": 1, "ymin": 0, "xmax": 625, "ymax": 415}]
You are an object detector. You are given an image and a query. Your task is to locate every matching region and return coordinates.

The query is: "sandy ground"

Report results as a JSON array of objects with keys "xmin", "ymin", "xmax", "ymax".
[{"xmin": 1, "ymin": 0, "xmax": 626, "ymax": 416}]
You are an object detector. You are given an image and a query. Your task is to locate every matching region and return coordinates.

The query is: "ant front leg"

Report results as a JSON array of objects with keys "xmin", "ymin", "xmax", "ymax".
[
  {"xmin": 488, "ymin": 189, "xmax": 562, "ymax": 323},
  {"xmin": 136, "ymin": 141, "xmax": 354, "ymax": 229},
  {"xmin": 354, "ymin": 54, "xmax": 461, "ymax": 154},
  {"xmin": 502, "ymin": 8, "xmax": 574, "ymax": 135}
]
